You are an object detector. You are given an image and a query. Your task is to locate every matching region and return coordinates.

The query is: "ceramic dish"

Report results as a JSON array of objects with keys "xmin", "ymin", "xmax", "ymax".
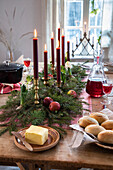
[{"xmin": 13, "ymin": 126, "xmax": 60, "ymax": 152}]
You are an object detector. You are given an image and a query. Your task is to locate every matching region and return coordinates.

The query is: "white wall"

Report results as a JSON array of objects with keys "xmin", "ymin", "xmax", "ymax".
[{"xmin": 0, "ymin": 0, "xmax": 46, "ymax": 63}]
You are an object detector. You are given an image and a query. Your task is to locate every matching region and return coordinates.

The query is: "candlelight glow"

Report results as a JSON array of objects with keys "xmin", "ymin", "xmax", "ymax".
[
  {"xmin": 58, "ymin": 23, "xmax": 60, "ymax": 28},
  {"xmin": 44, "ymin": 44, "xmax": 47, "ymax": 51},
  {"xmin": 62, "ymin": 29, "xmax": 64, "ymax": 35},
  {"xmin": 34, "ymin": 29, "xmax": 37, "ymax": 38},
  {"xmin": 84, "ymin": 22, "xmax": 87, "ymax": 25},
  {"xmin": 51, "ymin": 32, "xmax": 54, "ymax": 38}
]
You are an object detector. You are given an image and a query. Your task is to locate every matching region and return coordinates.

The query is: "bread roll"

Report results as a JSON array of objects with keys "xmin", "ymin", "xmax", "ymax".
[
  {"xmin": 90, "ymin": 112, "xmax": 109, "ymax": 124},
  {"xmin": 98, "ymin": 130, "xmax": 113, "ymax": 144},
  {"xmin": 78, "ymin": 116, "xmax": 99, "ymax": 128},
  {"xmin": 85, "ymin": 124, "xmax": 105, "ymax": 136},
  {"xmin": 101, "ymin": 120, "xmax": 113, "ymax": 130}
]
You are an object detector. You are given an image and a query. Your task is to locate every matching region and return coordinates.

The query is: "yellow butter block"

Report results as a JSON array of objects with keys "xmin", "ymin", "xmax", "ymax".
[{"xmin": 25, "ymin": 125, "xmax": 48, "ymax": 145}]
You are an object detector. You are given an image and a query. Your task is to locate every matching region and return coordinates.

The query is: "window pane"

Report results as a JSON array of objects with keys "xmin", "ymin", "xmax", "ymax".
[
  {"xmin": 97, "ymin": 12, "xmax": 101, "ymax": 26},
  {"xmin": 89, "ymin": 0, "xmax": 103, "ymax": 27},
  {"xmin": 90, "ymin": 28, "xmax": 101, "ymax": 39},
  {"xmin": 89, "ymin": 0, "xmax": 103, "ymax": 47},
  {"xmin": 66, "ymin": 1, "xmax": 83, "ymax": 26},
  {"xmin": 90, "ymin": 17, "xmax": 95, "ymax": 26},
  {"xmin": 65, "ymin": 29, "xmax": 81, "ymax": 41}
]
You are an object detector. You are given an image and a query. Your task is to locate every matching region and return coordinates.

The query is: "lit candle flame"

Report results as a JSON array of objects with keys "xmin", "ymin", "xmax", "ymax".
[
  {"xmin": 44, "ymin": 44, "xmax": 47, "ymax": 51},
  {"xmin": 51, "ymin": 32, "xmax": 54, "ymax": 38},
  {"xmin": 34, "ymin": 29, "xmax": 37, "ymax": 38},
  {"xmin": 62, "ymin": 29, "xmax": 64, "ymax": 35},
  {"xmin": 84, "ymin": 22, "xmax": 87, "ymax": 25},
  {"xmin": 58, "ymin": 23, "xmax": 60, "ymax": 28}
]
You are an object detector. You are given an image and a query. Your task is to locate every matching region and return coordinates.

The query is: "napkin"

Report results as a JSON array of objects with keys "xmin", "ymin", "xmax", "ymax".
[
  {"xmin": 69, "ymin": 124, "xmax": 97, "ymax": 148},
  {"xmin": 0, "ymin": 83, "xmax": 21, "ymax": 94},
  {"xmin": 69, "ymin": 108, "xmax": 113, "ymax": 148},
  {"xmin": 100, "ymin": 108, "xmax": 113, "ymax": 119}
]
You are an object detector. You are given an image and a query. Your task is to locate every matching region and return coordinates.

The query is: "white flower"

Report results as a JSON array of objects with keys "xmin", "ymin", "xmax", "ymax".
[{"xmin": 65, "ymin": 61, "xmax": 71, "ymax": 69}]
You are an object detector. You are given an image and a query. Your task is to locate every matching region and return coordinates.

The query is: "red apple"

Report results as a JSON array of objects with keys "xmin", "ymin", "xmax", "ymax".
[
  {"xmin": 67, "ymin": 90, "xmax": 77, "ymax": 98},
  {"xmin": 43, "ymin": 97, "xmax": 53, "ymax": 107},
  {"xmin": 49, "ymin": 101, "xmax": 60, "ymax": 112}
]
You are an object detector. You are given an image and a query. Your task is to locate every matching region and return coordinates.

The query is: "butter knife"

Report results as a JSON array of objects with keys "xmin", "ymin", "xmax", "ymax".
[{"xmin": 12, "ymin": 131, "xmax": 33, "ymax": 151}]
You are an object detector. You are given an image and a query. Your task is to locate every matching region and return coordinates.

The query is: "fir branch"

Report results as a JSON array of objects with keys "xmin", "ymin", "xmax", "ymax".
[
  {"xmin": 0, "ymin": 64, "xmax": 89, "ymax": 136},
  {"xmin": 0, "ymin": 127, "xmax": 8, "ymax": 136}
]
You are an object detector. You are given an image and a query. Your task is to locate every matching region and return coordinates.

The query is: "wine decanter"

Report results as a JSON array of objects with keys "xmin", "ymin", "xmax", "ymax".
[{"xmin": 86, "ymin": 52, "xmax": 106, "ymax": 97}]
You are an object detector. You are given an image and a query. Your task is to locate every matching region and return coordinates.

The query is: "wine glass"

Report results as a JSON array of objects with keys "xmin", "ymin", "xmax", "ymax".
[
  {"xmin": 23, "ymin": 58, "xmax": 31, "ymax": 74},
  {"xmin": 101, "ymin": 80, "xmax": 113, "ymax": 107}
]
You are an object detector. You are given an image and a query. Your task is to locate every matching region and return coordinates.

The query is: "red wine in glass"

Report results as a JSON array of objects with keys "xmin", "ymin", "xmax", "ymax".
[
  {"xmin": 24, "ymin": 59, "xmax": 31, "ymax": 67},
  {"xmin": 100, "ymin": 82, "xmax": 113, "ymax": 106},
  {"xmin": 103, "ymin": 84, "xmax": 112, "ymax": 94},
  {"xmin": 23, "ymin": 58, "xmax": 31, "ymax": 74}
]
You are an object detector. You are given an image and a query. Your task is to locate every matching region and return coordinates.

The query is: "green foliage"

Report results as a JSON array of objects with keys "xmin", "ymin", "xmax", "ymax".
[
  {"xmin": 90, "ymin": 8, "xmax": 99, "ymax": 15},
  {"xmin": 90, "ymin": 0, "xmax": 102, "ymax": 45},
  {"xmin": 0, "ymin": 127, "xmax": 8, "ymax": 136},
  {"xmin": 90, "ymin": 0, "xmax": 99, "ymax": 15},
  {"xmin": 0, "ymin": 64, "xmax": 89, "ymax": 136}
]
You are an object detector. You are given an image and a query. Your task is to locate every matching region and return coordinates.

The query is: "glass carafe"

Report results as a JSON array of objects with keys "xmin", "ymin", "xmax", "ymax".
[{"xmin": 86, "ymin": 53, "xmax": 106, "ymax": 97}]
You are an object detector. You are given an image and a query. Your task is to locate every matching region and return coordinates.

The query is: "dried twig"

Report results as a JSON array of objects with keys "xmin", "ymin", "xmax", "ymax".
[
  {"xmin": 13, "ymin": 7, "xmax": 16, "ymax": 20},
  {"xmin": 0, "ymin": 7, "xmax": 32, "ymax": 62}
]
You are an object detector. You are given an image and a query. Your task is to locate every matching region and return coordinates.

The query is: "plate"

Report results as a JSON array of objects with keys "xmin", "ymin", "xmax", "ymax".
[
  {"xmin": 14, "ymin": 126, "xmax": 60, "ymax": 152},
  {"xmin": 87, "ymin": 132, "xmax": 113, "ymax": 150},
  {"xmin": 96, "ymin": 142, "xmax": 113, "ymax": 150}
]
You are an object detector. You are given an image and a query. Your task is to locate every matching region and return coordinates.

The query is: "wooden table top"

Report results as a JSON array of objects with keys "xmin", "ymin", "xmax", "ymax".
[{"xmin": 1, "ymin": 77, "xmax": 113, "ymax": 169}]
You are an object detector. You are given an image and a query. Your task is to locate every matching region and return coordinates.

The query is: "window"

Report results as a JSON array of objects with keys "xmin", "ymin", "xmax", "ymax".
[
  {"xmin": 65, "ymin": 0, "xmax": 83, "ymax": 44},
  {"xmin": 65, "ymin": 0, "xmax": 104, "ymax": 59},
  {"xmin": 89, "ymin": 0, "xmax": 103, "ymax": 47}
]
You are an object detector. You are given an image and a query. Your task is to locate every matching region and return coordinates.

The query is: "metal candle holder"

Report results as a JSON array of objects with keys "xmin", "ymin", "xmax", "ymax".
[
  {"xmin": 72, "ymin": 32, "xmax": 96, "ymax": 57},
  {"xmin": 57, "ymin": 82, "xmax": 61, "ymax": 88},
  {"xmin": 34, "ymin": 78, "xmax": 39, "ymax": 104},
  {"xmin": 44, "ymin": 78, "xmax": 49, "ymax": 86}
]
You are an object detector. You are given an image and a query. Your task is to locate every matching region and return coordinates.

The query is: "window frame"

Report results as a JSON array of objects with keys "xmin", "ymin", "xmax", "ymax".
[{"xmin": 64, "ymin": 0, "xmax": 103, "ymax": 61}]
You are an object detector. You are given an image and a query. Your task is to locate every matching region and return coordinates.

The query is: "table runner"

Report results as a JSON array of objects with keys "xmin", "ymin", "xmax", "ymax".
[{"xmin": 0, "ymin": 83, "xmax": 21, "ymax": 94}]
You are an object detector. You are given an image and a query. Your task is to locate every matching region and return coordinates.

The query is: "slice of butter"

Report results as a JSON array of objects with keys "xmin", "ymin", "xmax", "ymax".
[{"xmin": 25, "ymin": 125, "xmax": 48, "ymax": 145}]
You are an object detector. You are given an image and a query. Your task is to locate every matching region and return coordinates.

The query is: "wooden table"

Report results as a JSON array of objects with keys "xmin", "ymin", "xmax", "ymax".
[{"xmin": 1, "ymin": 80, "xmax": 113, "ymax": 170}]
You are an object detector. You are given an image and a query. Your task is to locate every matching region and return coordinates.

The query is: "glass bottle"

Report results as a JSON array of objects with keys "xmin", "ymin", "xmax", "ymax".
[{"xmin": 86, "ymin": 52, "xmax": 106, "ymax": 97}]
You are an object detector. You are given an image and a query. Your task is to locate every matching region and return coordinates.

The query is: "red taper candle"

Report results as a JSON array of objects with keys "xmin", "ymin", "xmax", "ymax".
[
  {"xmin": 56, "ymin": 41, "xmax": 61, "ymax": 85},
  {"xmin": 44, "ymin": 44, "xmax": 48, "ymax": 80},
  {"xmin": 33, "ymin": 29, "xmax": 38, "ymax": 79},
  {"xmin": 67, "ymin": 41, "xmax": 70, "ymax": 61},
  {"xmin": 61, "ymin": 29, "xmax": 65, "ymax": 66},
  {"xmin": 58, "ymin": 23, "xmax": 60, "ymax": 47},
  {"xmin": 51, "ymin": 32, "xmax": 54, "ymax": 66}
]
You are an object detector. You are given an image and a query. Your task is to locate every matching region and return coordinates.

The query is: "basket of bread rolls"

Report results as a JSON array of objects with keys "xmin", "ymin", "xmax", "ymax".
[{"xmin": 78, "ymin": 111, "xmax": 113, "ymax": 146}]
